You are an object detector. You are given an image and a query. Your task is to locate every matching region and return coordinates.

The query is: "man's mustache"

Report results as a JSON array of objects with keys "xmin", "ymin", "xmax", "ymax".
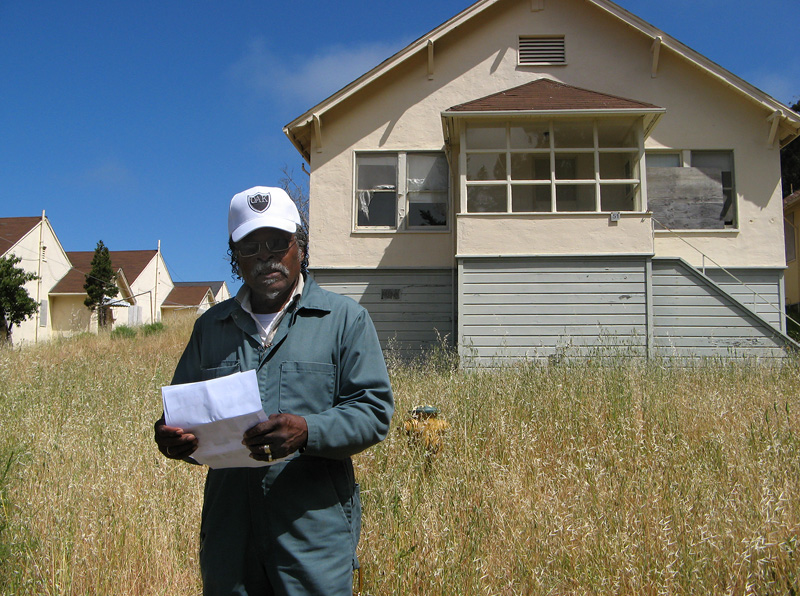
[{"xmin": 252, "ymin": 262, "xmax": 289, "ymax": 277}]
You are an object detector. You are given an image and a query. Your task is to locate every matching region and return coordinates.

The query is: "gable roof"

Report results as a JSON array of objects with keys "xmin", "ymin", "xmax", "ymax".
[
  {"xmin": 283, "ymin": 0, "xmax": 800, "ymax": 161},
  {"xmin": 174, "ymin": 280, "xmax": 223, "ymax": 293},
  {"xmin": 163, "ymin": 284, "xmax": 213, "ymax": 308},
  {"xmin": 50, "ymin": 250, "xmax": 153, "ymax": 295},
  {"xmin": 106, "ymin": 250, "xmax": 158, "ymax": 282},
  {"xmin": 0, "ymin": 216, "xmax": 41, "ymax": 256}
]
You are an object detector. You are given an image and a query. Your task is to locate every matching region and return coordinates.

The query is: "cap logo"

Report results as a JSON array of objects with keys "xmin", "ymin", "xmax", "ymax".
[{"xmin": 247, "ymin": 192, "xmax": 271, "ymax": 213}]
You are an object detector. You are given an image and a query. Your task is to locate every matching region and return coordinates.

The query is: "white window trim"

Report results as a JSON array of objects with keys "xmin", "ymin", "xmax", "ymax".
[
  {"xmin": 460, "ymin": 119, "xmax": 645, "ymax": 215},
  {"xmin": 353, "ymin": 150, "xmax": 451, "ymax": 233}
]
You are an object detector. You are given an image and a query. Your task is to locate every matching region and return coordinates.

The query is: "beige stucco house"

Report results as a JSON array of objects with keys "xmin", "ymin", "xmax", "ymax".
[
  {"xmin": 0, "ymin": 213, "xmax": 72, "ymax": 344},
  {"xmin": 51, "ymin": 249, "xmax": 173, "ymax": 334},
  {"xmin": 284, "ymin": 0, "xmax": 800, "ymax": 364},
  {"xmin": 2, "ymin": 215, "xmax": 230, "ymax": 341},
  {"xmin": 161, "ymin": 281, "xmax": 230, "ymax": 320}
]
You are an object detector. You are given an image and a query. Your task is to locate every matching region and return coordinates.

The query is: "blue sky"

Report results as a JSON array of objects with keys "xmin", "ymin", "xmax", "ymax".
[{"xmin": 2, "ymin": 0, "xmax": 798, "ymax": 293}]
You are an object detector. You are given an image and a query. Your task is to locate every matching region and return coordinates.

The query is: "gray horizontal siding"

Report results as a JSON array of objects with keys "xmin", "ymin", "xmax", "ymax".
[
  {"xmin": 703, "ymin": 268, "xmax": 783, "ymax": 327},
  {"xmin": 310, "ymin": 268, "xmax": 454, "ymax": 356},
  {"xmin": 651, "ymin": 260, "xmax": 788, "ymax": 359},
  {"xmin": 460, "ymin": 257, "xmax": 648, "ymax": 365}
]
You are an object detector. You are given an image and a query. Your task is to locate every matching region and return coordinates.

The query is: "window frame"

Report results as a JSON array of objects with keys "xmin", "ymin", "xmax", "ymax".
[
  {"xmin": 353, "ymin": 150, "xmax": 450, "ymax": 233},
  {"xmin": 645, "ymin": 149, "xmax": 738, "ymax": 230},
  {"xmin": 461, "ymin": 118, "xmax": 645, "ymax": 215}
]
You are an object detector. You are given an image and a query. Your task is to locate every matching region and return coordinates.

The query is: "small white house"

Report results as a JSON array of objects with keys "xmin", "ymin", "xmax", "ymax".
[
  {"xmin": 161, "ymin": 281, "xmax": 230, "ymax": 319},
  {"xmin": 284, "ymin": 0, "xmax": 800, "ymax": 364},
  {"xmin": 0, "ymin": 214, "xmax": 72, "ymax": 344},
  {"xmin": 50, "ymin": 249, "xmax": 173, "ymax": 333}
]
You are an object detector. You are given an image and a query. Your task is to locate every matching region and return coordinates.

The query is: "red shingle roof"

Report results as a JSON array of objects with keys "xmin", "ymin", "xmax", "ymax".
[
  {"xmin": 163, "ymin": 285, "xmax": 212, "ymax": 308},
  {"xmin": 447, "ymin": 78, "xmax": 662, "ymax": 113},
  {"xmin": 0, "ymin": 217, "xmax": 41, "ymax": 256},
  {"xmin": 51, "ymin": 250, "xmax": 157, "ymax": 294}
]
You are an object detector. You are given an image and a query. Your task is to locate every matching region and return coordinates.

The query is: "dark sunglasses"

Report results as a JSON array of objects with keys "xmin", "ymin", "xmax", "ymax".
[{"xmin": 236, "ymin": 237, "xmax": 296, "ymax": 257}]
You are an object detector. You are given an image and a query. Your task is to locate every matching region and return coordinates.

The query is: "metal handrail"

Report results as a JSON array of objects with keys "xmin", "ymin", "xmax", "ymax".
[{"xmin": 652, "ymin": 216, "xmax": 800, "ymax": 331}]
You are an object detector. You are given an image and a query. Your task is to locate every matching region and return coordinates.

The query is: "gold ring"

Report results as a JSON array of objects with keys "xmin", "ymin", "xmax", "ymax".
[{"xmin": 263, "ymin": 444, "xmax": 271, "ymax": 456}]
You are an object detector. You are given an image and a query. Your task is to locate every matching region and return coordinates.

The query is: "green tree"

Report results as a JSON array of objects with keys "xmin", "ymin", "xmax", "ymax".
[
  {"xmin": 781, "ymin": 99, "xmax": 800, "ymax": 197},
  {"xmin": 0, "ymin": 254, "xmax": 39, "ymax": 344},
  {"xmin": 84, "ymin": 240, "xmax": 118, "ymax": 329}
]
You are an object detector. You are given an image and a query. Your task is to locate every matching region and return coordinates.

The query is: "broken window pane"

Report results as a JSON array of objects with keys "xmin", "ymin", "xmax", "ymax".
[
  {"xmin": 356, "ymin": 154, "xmax": 398, "ymax": 228},
  {"xmin": 467, "ymin": 185, "xmax": 506, "ymax": 212},
  {"xmin": 407, "ymin": 153, "xmax": 448, "ymax": 227},
  {"xmin": 509, "ymin": 123, "xmax": 550, "ymax": 149}
]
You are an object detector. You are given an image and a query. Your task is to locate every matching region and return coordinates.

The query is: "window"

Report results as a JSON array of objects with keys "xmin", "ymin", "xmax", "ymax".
[
  {"xmin": 646, "ymin": 150, "xmax": 736, "ymax": 229},
  {"xmin": 355, "ymin": 152, "xmax": 448, "ymax": 230},
  {"xmin": 464, "ymin": 119, "xmax": 642, "ymax": 214},
  {"xmin": 518, "ymin": 36, "xmax": 566, "ymax": 65}
]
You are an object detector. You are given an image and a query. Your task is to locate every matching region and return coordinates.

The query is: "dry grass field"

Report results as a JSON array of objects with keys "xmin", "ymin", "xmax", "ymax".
[{"xmin": 0, "ymin": 320, "xmax": 798, "ymax": 595}]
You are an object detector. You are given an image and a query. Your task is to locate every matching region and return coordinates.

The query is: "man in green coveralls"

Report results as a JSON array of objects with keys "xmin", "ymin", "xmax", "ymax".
[{"xmin": 154, "ymin": 186, "xmax": 394, "ymax": 595}]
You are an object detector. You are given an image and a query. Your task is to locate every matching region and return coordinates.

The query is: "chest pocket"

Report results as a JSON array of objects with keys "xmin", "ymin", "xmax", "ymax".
[
  {"xmin": 278, "ymin": 361, "xmax": 336, "ymax": 415},
  {"xmin": 200, "ymin": 361, "xmax": 240, "ymax": 381}
]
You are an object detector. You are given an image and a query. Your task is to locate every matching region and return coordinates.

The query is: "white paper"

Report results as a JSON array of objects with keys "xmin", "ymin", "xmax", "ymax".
[{"xmin": 162, "ymin": 370, "xmax": 290, "ymax": 469}]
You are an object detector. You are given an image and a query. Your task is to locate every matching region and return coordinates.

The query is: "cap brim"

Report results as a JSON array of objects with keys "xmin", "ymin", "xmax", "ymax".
[{"xmin": 231, "ymin": 217, "xmax": 298, "ymax": 242}]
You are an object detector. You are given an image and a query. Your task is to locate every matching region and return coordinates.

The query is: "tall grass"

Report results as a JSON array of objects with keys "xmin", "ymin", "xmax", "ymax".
[{"xmin": 0, "ymin": 324, "xmax": 798, "ymax": 595}]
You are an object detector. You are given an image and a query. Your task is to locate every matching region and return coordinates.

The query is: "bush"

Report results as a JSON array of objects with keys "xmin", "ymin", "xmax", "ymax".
[
  {"xmin": 110, "ymin": 325, "xmax": 137, "ymax": 339},
  {"xmin": 142, "ymin": 322, "xmax": 166, "ymax": 336}
]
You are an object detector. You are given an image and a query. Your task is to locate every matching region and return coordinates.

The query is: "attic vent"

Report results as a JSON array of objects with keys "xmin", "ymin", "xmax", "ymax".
[{"xmin": 519, "ymin": 36, "xmax": 566, "ymax": 65}]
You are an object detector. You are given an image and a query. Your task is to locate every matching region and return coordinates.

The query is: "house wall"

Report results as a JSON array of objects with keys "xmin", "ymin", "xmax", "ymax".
[
  {"xmin": 702, "ymin": 268, "xmax": 785, "ymax": 330},
  {"xmin": 307, "ymin": 0, "xmax": 784, "ymax": 271},
  {"xmin": 456, "ymin": 212, "xmax": 653, "ymax": 256},
  {"xmin": 4, "ymin": 219, "xmax": 72, "ymax": 345},
  {"xmin": 50, "ymin": 295, "xmax": 92, "ymax": 336},
  {"xmin": 458, "ymin": 256, "xmax": 790, "ymax": 367},
  {"xmin": 651, "ymin": 260, "xmax": 788, "ymax": 359},
  {"xmin": 458, "ymin": 256, "xmax": 649, "ymax": 365},
  {"xmin": 311, "ymin": 268, "xmax": 454, "ymax": 357},
  {"xmin": 129, "ymin": 252, "xmax": 173, "ymax": 325}
]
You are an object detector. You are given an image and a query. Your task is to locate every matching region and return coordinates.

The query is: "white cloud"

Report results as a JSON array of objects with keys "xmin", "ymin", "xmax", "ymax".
[
  {"xmin": 229, "ymin": 37, "xmax": 406, "ymax": 108},
  {"xmin": 77, "ymin": 159, "xmax": 137, "ymax": 191}
]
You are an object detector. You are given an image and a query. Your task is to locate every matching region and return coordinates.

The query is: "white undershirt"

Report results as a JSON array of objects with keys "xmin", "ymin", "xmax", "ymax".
[
  {"xmin": 237, "ymin": 275, "xmax": 305, "ymax": 346},
  {"xmin": 251, "ymin": 312, "xmax": 279, "ymax": 345}
]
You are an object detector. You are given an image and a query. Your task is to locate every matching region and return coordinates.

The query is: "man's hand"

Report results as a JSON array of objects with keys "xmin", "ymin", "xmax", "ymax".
[
  {"xmin": 154, "ymin": 416, "xmax": 198, "ymax": 460},
  {"xmin": 243, "ymin": 413, "xmax": 308, "ymax": 462}
]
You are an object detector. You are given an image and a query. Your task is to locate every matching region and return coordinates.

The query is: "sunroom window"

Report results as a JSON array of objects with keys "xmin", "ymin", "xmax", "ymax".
[
  {"xmin": 463, "ymin": 118, "xmax": 643, "ymax": 214},
  {"xmin": 356, "ymin": 152, "xmax": 448, "ymax": 230}
]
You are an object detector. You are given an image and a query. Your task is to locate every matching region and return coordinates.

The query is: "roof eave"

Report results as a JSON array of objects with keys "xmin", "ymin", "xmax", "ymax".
[
  {"xmin": 282, "ymin": 0, "xmax": 503, "ymax": 137},
  {"xmin": 283, "ymin": 0, "xmax": 800, "ymax": 153},
  {"xmin": 441, "ymin": 108, "xmax": 666, "ymax": 117}
]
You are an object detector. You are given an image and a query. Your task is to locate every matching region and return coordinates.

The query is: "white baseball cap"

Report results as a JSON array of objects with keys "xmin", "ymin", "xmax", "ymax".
[{"xmin": 228, "ymin": 186, "xmax": 301, "ymax": 242}]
